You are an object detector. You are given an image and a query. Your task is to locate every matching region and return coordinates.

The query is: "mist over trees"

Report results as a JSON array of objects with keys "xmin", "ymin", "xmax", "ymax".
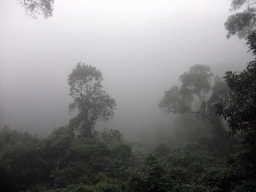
[
  {"xmin": 0, "ymin": 38, "xmax": 256, "ymax": 192},
  {"xmin": 158, "ymin": 64, "xmax": 230, "ymax": 154},
  {"xmin": 1, "ymin": 1, "xmax": 256, "ymax": 192},
  {"xmin": 2, "ymin": 35, "xmax": 256, "ymax": 190}
]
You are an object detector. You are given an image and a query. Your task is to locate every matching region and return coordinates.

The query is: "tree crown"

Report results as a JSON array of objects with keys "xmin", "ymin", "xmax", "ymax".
[
  {"xmin": 225, "ymin": 0, "xmax": 256, "ymax": 39},
  {"xmin": 68, "ymin": 63, "xmax": 116, "ymax": 137}
]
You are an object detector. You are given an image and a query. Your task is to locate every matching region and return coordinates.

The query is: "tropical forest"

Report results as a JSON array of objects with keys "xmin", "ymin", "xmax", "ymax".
[{"xmin": 1, "ymin": 0, "xmax": 256, "ymax": 191}]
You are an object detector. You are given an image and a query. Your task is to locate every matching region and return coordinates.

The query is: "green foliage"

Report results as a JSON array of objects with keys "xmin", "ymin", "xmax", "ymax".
[
  {"xmin": 68, "ymin": 63, "xmax": 116, "ymax": 137},
  {"xmin": 167, "ymin": 144, "xmax": 224, "ymax": 174},
  {"xmin": 38, "ymin": 126, "xmax": 75, "ymax": 184},
  {"xmin": 0, "ymin": 126, "xmax": 132, "ymax": 191},
  {"xmin": 100, "ymin": 129, "xmax": 123, "ymax": 146},
  {"xmin": 51, "ymin": 137, "xmax": 111, "ymax": 187},
  {"xmin": 129, "ymin": 154, "xmax": 174, "ymax": 192},
  {"xmin": 43, "ymin": 126, "xmax": 75, "ymax": 160},
  {"xmin": 214, "ymin": 32, "xmax": 256, "ymax": 191},
  {"xmin": 153, "ymin": 143, "xmax": 171, "ymax": 159},
  {"xmin": 0, "ymin": 126, "xmax": 49, "ymax": 191},
  {"xmin": 225, "ymin": 0, "xmax": 256, "ymax": 39},
  {"xmin": 51, "ymin": 135, "xmax": 131, "ymax": 188},
  {"xmin": 216, "ymin": 32, "xmax": 256, "ymax": 137},
  {"xmin": 165, "ymin": 144, "xmax": 226, "ymax": 191},
  {"xmin": 129, "ymin": 142, "xmax": 149, "ymax": 170},
  {"xmin": 246, "ymin": 31, "xmax": 256, "ymax": 54},
  {"xmin": 50, "ymin": 178, "xmax": 125, "ymax": 192},
  {"xmin": 200, "ymin": 165, "xmax": 256, "ymax": 192},
  {"xmin": 216, "ymin": 63, "xmax": 256, "ymax": 136},
  {"xmin": 128, "ymin": 152, "xmax": 219, "ymax": 192},
  {"xmin": 0, "ymin": 126, "xmax": 252, "ymax": 191},
  {"xmin": 231, "ymin": 178, "xmax": 256, "ymax": 192},
  {"xmin": 0, "ymin": 160, "xmax": 10, "ymax": 192}
]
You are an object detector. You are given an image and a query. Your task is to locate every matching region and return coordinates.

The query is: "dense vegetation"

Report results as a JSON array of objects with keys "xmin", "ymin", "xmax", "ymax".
[
  {"xmin": 2, "ymin": 1, "xmax": 255, "ymax": 192},
  {"xmin": 1, "ymin": 31, "xmax": 256, "ymax": 192},
  {"xmin": 0, "ymin": 123, "xmax": 253, "ymax": 192}
]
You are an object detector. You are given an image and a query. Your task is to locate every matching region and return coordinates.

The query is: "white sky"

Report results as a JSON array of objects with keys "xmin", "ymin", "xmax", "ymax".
[{"xmin": 0, "ymin": 0, "xmax": 253, "ymax": 136}]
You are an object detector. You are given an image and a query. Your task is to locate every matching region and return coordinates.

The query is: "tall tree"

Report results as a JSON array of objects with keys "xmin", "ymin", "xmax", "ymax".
[
  {"xmin": 216, "ymin": 32, "xmax": 256, "ymax": 136},
  {"xmin": 18, "ymin": 0, "xmax": 54, "ymax": 19},
  {"xmin": 225, "ymin": 0, "xmax": 256, "ymax": 39},
  {"xmin": 159, "ymin": 64, "xmax": 214, "ymax": 118},
  {"xmin": 68, "ymin": 63, "xmax": 116, "ymax": 137},
  {"xmin": 159, "ymin": 64, "xmax": 229, "ymax": 147},
  {"xmin": 215, "ymin": 32, "xmax": 256, "ymax": 182}
]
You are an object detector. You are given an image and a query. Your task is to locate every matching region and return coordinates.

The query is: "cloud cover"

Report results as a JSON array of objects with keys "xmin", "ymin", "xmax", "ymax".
[{"xmin": 0, "ymin": 0, "xmax": 253, "ymax": 137}]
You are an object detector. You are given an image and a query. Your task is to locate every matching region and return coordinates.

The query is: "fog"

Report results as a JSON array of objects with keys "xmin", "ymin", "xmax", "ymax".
[{"xmin": 0, "ymin": 0, "xmax": 253, "ymax": 138}]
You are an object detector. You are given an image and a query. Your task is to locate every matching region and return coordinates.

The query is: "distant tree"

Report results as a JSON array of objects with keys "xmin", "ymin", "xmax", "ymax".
[
  {"xmin": 225, "ymin": 0, "xmax": 256, "ymax": 39},
  {"xmin": 158, "ymin": 64, "xmax": 229, "ymax": 153},
  {"xmin": 18, "ymin": 0, "xmax": 54, "ymax": 19},
  {"xmin": 159, "ymin": 64, "xmax": 213, "ymax": 117},
  {"xmin": 68, "ymin": 63, "xmax": 116, "ymax": 137}
]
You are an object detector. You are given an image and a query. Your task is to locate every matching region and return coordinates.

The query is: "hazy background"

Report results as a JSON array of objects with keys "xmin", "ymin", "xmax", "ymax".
[{"xmin": 0, "ymin": 0, "xmax": 253, "ymax": 138}]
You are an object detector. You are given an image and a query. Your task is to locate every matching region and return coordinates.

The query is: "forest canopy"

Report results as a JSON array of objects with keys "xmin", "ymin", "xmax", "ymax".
[{"xmin": 1, "ymin": 1, "xmax": 256, "ymax": 191}]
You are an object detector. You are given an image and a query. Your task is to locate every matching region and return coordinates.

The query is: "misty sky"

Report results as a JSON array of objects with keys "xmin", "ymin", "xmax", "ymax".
[{"xmin": 0, "ymin": 0, "xmax": 254, "ymax": 137}]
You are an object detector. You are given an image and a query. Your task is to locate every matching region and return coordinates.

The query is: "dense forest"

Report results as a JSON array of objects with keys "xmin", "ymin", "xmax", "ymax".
[
  {"xmin": 1, "ymin": 0, "xmax": 256, "ymax": 191},
  {"xmin": 1, "ymin": 33, "xmax": 256, "ymax": 191}
]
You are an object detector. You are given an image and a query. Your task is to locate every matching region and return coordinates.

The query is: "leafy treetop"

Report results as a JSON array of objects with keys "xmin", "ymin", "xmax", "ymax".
[
  {"xmin": 225, "ymin": 0, "xmax": 256, "ymax": 39},
  {"xmin": 216, "ymin": 32, "xmax": 256, "ymax": 135},
  {"xmin": 68, "ymin": 63, "xmax": 116, "ymax": 137},
  {"xmin": 158, "ymin": 64, "xmax": 229, "ymax": 150},
  {"xmin": 158, "ymin": 64, "xmax": 214, "ymax": 118}
]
